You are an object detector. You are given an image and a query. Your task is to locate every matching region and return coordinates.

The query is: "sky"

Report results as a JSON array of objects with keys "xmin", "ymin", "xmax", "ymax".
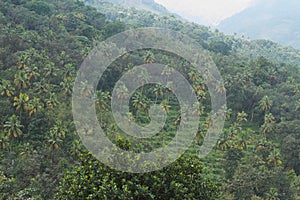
[{"xmin": 154, "ymin": 0, "xmax": 257, "ymax": 25}]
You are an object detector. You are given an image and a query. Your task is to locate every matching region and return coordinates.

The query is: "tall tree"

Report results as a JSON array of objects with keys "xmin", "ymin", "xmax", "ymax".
[
  {"xmin": 4, "ymin": 115, "xmax": 23, "ymax": 139},
  {"xmin": 0, "ymin": 79, "xmax": 15, "ymax": 97}
]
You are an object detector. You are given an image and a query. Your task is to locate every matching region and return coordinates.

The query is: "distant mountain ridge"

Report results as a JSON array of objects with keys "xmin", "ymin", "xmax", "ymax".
[
  {"xmin": 83, "ymin": 0, "xmax": 300, "ymax": 66},
  {"xmin": 218, "ymin": 0, "xmax": 300, "ymax": 49}
]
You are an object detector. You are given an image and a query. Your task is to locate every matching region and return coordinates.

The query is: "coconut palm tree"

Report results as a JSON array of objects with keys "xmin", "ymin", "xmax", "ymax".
[
  {"xmin": 132, "ymin": 91, "xmax": 147, "ymax": 113},
  {"xmin": 152, "ymin": 84, "xmax": 164, "ymax": 103},
  {"xmin": 115, "ymin": 83, "xmax": 129, "ymax": 99},
  {"xmin": 25, "ymin": 64, "xmax": 40, "ymax": 81},
  {"xmin": 143, "ymin": 50, "xmax": 155, "ymax": 63},
  {"xmin": 13, "ymin": 93, "xmax": 30, "ymax": 119},
  {"xmin": 27, "ymin": 97, "xmax": 43, "ymax": 117},
  {"xmin": 95, "ymin": 90, "xmax": 110, "ymax": 111},
  {"xmin": 33, "ymin": 78, "xmax": 49, "ymax": 94},
  {"xmin": 237, "ymin": 111, "xmax": 248, "ymax": 122},
  {"xmin": 137, "ymin": 68, "xmax": 150, "ymax": 94},
  {"xmin": 4, "ymin": 115, "xmax": 23, "ymax": 139},
  {"xmin": 259, "ymin": 95, "xmax": 272, "ymax": 112},
  {"xmin": 14, "ymin": 70, "xmax": 29, "ymax": 89},
  {"xmin": 235, "ymin": 136, "xmax": 248, "ymax": 150},
  {"xmin": 47, "ymin": 121, "xmax": 66, "ymax": 160},
  {"xmin": 43, "ymin": 62, "xmax": 57, "ymax": 79},
  {"xmin": 265, "ymin": 188, "xmax": 280, "ymax": 200},
  {"xmin": 267, "ymin": 148, "xmax": 282, "ymax": 169},
  {"xmin": 0, "ymin": 79, "xmax": 15, "ymax": 97},
  {"xmin": 160, "ymin": 99, "xmax": 170, "ymax": 112},
  {"xmin": 60, "ymin": 77, "xmax": 74, "ymax": 95},
  {"xmin": 261, "ymin": 113, "xmax": 275, "ymax": 136},
  {"xmin": 217, "ymin": 135, "xmax": 231, "ymax": 151},
  {"xmin": 63, "ymin": 63, "xmax": 75, "ymax": 79},
  {"xmin": 46, "ymin": 93, "xmax": 58, "ymax": 109}
]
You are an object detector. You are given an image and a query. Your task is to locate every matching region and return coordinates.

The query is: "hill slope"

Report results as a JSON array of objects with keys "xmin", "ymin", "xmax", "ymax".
[
  {"xmin": 1, "ymin": 0, "xmax": 300, "ymax": 199},
  {"xmin": 82, "ymin": 0, "xmax": 300, "ymax": 66},
  {"xmin": 85, "ymin": 0, "xmax": 169, "ymax": 15}
]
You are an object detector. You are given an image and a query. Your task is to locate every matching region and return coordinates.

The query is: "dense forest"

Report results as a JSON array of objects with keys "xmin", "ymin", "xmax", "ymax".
[{"xmin": 0, "ymin": 0, "xmax": 299, "ymax": 199}]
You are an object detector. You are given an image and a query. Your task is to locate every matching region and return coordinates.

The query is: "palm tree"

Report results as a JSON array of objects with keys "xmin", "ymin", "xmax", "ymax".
[
  {"xmin": 188, "ymin": 69, "xmax": 199, "ymax": 83},
  {"xmin": 95, "ymin": 90, "xmax": 110, "ymax": 125},
  {"xmin": 114, "ymin": 82, "xmax": 129, "ymax": 110},
  {"xmin": 43, "ymin": 62, "xmax": 57, "ymax": 78},
  {"xmin": 115, "ymin": 83, "xmax": 129, "ymax": 100},
  {"xmin": 143, "ymin": 50, "xmax": 155, "ymax": 63},
  {"xmin": 224, "ymin": 108, "xmax": 233, "ymax": 120},
  {"xmin": 152, "ymin": 84, "xmax": 164, "ymax": 103},
  {"xmin": 46, "ymin": 93, "xmax": 58, "ymax": 109},
  {"xmin": 60, "ymin": 77, "xmax": 74, "ymax": 95},
  {"xmin": 194, "ymin": 85, "xmax": 206, "ymax": 101},
  {"xmin": 51, "ymin": 121, "xmax": 66, "ymax": 138},
  {"xmin": 79, "ymin": 80, "xmax": 92, "ymax": 98},
  {"xmin": 17, "ymin": 53, "xmax": 30, "ymax": 70},
  {"xmin": 192, "ymin": 101, "xmax": 205, "ymax": 116},
  {"xmin": 48, "ymin": 132, "xmax": 63, "ymax": 151},
  {"xmin": 4, "ymin": 115, "xmax": 23, "ymax": 139},
  {"xmin": 237, "ymin": 111, "xmax": 248, "ymax": 122},
  {"xmin": 63, "ymin": 63, "xmax": 75, "ymax": 79},
  {"xmin": 14, "ymin": 70, "xmax": 28, "ymax": 89},
  {"xmin": 47, "ymin": 129, "xmax": 64, "ymax": 165},
  {"xmin": 235, "ymin": 137, "xmax": 248, "ymax": 150},
  {"xmin": 215, "ymin": 81, "xmax": 226, "ymax": 94},
  {"xmin": 47, "ymin": 121, "xmax": 66, "ymax": 160},
  {"xmin": 137, "ymin": 68, "xmax": 149, "ymax": 94},
  {"xmin": 267, "ymin": 148, "xmax": 282, "ymax": 169},
  {"xmin": 33, "ymin": 78, "xmax": 49, "ymax": 94},
  {"xmin": 217, "ymin": 131, "xmax": 232, "ymax": 151},
  {"xmin": 160, "ymin": 99, "xmax": 170, "ymax": 112},
  {"xmin": 161, "ymin": 66, "xmax": 174, "ymax": 82},
  {"xmin": 13, "ymin": 93, "xmax": 30, "ymax": 119},
  {"xmin": 0, "ymin": 79, "xmax": 15, "ymax": 97},
  {"xmin": 132, "ymin": 91, "xmax": 147, "ymax": 113},
  {"xmin": 217, "ymin": 136, "xmax": 231, "ymax": 151},
  {"xmin": 259, "ymin": 95, "xmax": 272, "ymax": 112},
  {"xmin": 25, "ymin": 64, "xmax": 40, "ymax": 81},
  {"xmin": 27, "ymin": 97, "xmax": 43, "ymax": 117},
  {"xmin": 194, "ymin": 124, "xmax": 206, "ymax": 146},
  {"xmin": 265, "ymin": 188, "xmax": 280, "ymax": 200},
  {"xmin": 261, "ymin": 113, "xmax": 275, "ymax": 135},
  {"xmin": 95, "ymin": 90, "xmax": 110, "ymax": 111}
]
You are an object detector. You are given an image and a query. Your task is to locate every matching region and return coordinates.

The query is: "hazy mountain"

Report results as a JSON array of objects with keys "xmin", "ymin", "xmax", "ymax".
[{"xmin": 218, "ymin": 0, "xmax": 300, "ymax": 49}]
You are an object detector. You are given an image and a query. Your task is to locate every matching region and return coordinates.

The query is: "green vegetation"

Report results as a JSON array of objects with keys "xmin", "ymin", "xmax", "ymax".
[{"xmin": 0, "ymin": 0, "xmax": 299, "ymax": 199}]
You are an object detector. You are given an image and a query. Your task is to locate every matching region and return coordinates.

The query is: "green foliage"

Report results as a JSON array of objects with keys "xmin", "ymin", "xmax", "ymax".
[
  {"xmin": 209, "ymin": 40, "xmax": 232, "ymax": 55},
  {"xmin": 25, "ymin": 1, "xmax": 52, "ymax": 16},
  {"xmin": 56, "ymin": 150, "xmax": 222, "ymax": 200}
]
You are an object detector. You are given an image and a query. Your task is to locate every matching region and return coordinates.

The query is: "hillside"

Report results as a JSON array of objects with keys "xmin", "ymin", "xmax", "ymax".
[
  {"xmin": 218, "ymin": 0, "xmax": 300, "ymax": 49},
  {"xmin": 0, "ymin": 0, "xmax": 300, "ymax": 199},
  {"xmin": 85, "ymin": 0, "xmax": 170, "ymax": 15},
  {"xmin": 83, "ymin": 0, "xmax": 300, "ymax": 66}
]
